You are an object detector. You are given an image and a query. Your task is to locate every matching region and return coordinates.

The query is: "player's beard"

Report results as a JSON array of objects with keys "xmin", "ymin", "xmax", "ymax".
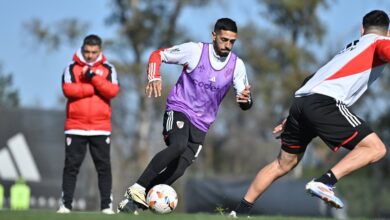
[
  {"xmin": 219, "ymin": 50, "xmax": 230, "ymax": 57},
  {"xmin": 213, "ymin": 42, "xmax": 230, "ymax": 57}
]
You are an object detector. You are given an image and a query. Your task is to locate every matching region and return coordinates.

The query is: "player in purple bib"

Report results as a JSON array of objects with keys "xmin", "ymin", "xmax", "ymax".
[
  {"xmin": 118, "ymin": 18, "xmax": 252, "ymax": 213},
  {"xmin": 166, "ymin": 42, "xmax": 237, "ymax": 131}
]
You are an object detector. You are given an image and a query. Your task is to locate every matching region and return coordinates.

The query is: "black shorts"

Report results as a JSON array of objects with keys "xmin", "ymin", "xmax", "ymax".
[
  {"xmin": 281, "ymin": 94, "xmax": 373, "ymax": 154},
  {"xmin": 162, "ymin": 110, "xmax": 206, "ymax": 162}
]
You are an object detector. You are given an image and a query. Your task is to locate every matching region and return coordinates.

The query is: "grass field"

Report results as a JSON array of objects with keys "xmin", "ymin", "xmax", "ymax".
[{"xmin": 0, "ymin": 210, "xmax": 358, "ymax": 220}]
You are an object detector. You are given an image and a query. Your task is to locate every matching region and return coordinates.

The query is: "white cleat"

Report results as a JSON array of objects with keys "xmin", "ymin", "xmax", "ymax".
[
  {"xmin": 101, "ymin": 208, "xmax": 115, "ymax": 214},
  {"xmin": 56, "ymin": 205, "xmax": 71, "ymax": 214},
  {"xmin": 228, "ymin": 211, "xmax": 251, "ymax": 218},
  {"xmin": 125, "ymin": 186, "xmax": 148, "ymax": 208},
  {"xmin": 305, "ymin": 180, "xmax": 344, "ymax": 209},
  {"xmin": 228, "ymin": 211, "xmax": 237, "ymax": 218}
]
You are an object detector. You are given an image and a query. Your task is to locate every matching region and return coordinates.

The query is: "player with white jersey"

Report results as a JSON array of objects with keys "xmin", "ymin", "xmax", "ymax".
[
  {"xmin": 296, "ymin": 34, "xmax": 389, "ymax": 106},
  {"xmin": 117, "ymin": 18, "xmax": 252, "ymax": 214},
  {"xmin": 230, "ymin": 10, "xmax": 389, "ymax": 218}
]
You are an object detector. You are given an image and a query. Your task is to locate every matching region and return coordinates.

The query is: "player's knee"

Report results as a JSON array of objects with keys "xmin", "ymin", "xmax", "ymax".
[
  {"xmin": 64, "ymin": 166, "xmax": 80, "ymax": 176},
  {"xmin": 367, "ymin": 135, "xmax": 387, "ymax": 162},
  {"xmin": 358, "ymin": 133, "xmax": 387, "ymax": 163},
  {"xmin": 372, "ymin": 142, "xmax": 387, "ymax": 162},
  {"xmin": 276, "ymin": 155, "xmax": 298, "ymax": 173},
  {"xmin": 169, "ymin": 142, "xmax": 187, "ymax": 157},
  {"xmin": 96, "ymin": 164, "xmax": 111, "ymax": 174}
]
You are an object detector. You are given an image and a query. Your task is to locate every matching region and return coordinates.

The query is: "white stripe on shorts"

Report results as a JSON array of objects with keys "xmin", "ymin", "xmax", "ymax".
[
  {"xmin": 166, "ymin": 111, "xmax": 174, "ymax": 131},
  {"xmin": 336, "ymin": 100, "xmax": 361, "ymax": 127}
]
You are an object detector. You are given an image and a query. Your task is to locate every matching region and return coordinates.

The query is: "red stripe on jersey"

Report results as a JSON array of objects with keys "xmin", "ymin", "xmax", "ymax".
[{"xmin": 326, "ymin": 42, "xmax": 386, "ymax": 81}]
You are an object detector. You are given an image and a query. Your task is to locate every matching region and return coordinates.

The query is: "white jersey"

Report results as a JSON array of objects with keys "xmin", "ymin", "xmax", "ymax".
[
  {"xmin": 295, "ymin": 34, "xmax": 390, "ymax": 106},
  {"xmin": 160, "ymin": 42, "xmax": 249, "ymax": 95}
]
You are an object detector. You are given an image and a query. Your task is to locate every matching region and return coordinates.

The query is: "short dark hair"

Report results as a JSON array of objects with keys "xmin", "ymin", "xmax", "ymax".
[
  {"xmin": 363, "ymin": 10, "xmax": 389, "ymax": 32},
  {"xmin": 214, "ymin": 18, "xmax": 237, "ymax": 33},
  {"xmin": 82, "ymin": 34, "xmax": 102, "ymax": 47}
]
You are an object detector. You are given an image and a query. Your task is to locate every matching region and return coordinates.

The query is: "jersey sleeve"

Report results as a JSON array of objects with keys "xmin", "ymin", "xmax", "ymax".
[
  {"xmin": 233, "ymin": 58, "xmax": 249, "ymax": 95},
  {"xmin": 375, "ymin": 38, "xmax": 390, "ymax": 62},
  {"xmin": 233, "ymin": 58, "xmax": 253, "ymax": 110},
  {"xmin": 146, "ymin": 42, "xmax": 202, "ymax": 82},
  {"xmin": 160, "ymin": 42, "xmax": 201, "ymax": 64}
]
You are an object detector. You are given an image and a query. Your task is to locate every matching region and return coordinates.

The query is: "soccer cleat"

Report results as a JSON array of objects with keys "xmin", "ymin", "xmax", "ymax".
[
  {"xmin": 305, "ymin": 180, "xmax": 344, "ymax": 209},
  {"xmin": 56, "ymin": 205, "xmax": 71, "ymax": 214},
  {"xmin": 228, "ymin": 211, "xmax": 237, "ymax": 218},
  {"xmin": 117, "ymin": 198, "xmax": 139, "ymax": 215},
  {"xmin": 228, "ymin": 211, "xmax": 251, "ymax": 218},
  {"xmin": 101, "ymin": 208, "xmax": 115, "ymax": 214},
  {"xmin": 124, "ymin": 186, "xmax": 149, "ymax": 208}
]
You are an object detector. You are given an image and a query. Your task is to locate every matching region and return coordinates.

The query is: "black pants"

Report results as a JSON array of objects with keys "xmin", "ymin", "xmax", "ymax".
[
  {"xmin": 61, "ymin": 134, "xmax": 112, "ymax": 210},
  {"xmin": 137, "ymin": 111, "xmax": 206, "ymax": 191}
]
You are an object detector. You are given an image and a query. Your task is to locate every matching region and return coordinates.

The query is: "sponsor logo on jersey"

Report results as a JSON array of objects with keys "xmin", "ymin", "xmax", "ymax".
[{"xmin": 193, "ymin": 78, "xmax": 219, "ymax": 91}]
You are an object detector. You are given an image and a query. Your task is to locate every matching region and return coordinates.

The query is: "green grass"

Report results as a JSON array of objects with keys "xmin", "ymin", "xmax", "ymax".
[{"xmin": 0, "ymin": 210, "xmax": 344, "ymax": 220}]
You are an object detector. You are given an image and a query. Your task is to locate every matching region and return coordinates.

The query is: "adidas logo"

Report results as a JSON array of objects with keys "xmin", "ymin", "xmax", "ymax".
[{"xmin": 0, "ymin": 133, "xmax": 41, "ymax": 182}]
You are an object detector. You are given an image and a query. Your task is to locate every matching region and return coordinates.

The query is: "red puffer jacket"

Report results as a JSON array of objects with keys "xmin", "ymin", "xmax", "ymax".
[{"xmin": 62, "ymin": 50, "xmax": 120, "ymax": 132}]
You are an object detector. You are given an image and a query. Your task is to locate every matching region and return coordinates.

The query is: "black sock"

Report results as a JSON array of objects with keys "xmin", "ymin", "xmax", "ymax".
[
  {"xmin": 234, "ymin": 198, "xmax": 253, "ymax": 215},
  {"xmin": 315, "ymin": 170, "xmax": 338, "ymax": 186}
]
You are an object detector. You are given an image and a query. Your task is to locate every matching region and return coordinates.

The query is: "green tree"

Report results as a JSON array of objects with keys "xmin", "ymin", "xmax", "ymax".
[
  {"xmin": 24, "ymin": 18, "xmax": 88, "ymax": 51},
  {"xmin": 0, "ymin": 64, "xmax": 19, "ymax": 108},
  {"xmin": 261, "ymin": 0, "xmax": 328, "ymax": 44},
  {"xmin": 255, "ymin": 0, "xmax": 329, "ymax": 113}
]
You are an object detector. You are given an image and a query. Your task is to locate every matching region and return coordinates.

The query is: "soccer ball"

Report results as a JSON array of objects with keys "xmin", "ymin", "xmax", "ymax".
[{"xmin": 146, "ymin": 184, "xmax": 178, "ymax": 214}]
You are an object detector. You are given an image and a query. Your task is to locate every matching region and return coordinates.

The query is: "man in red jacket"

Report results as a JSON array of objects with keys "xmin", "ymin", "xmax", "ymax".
[{"xmin": 57, "ymin": 34, "xmax": 120, "ymax": 214}]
